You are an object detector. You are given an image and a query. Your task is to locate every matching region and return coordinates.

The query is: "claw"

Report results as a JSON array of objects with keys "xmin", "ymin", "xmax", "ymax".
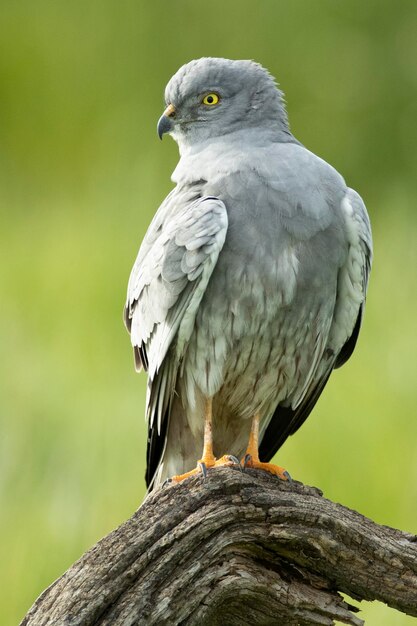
[
  {"xmin": 199, "ymin": 461, "xmax": 208, "ymax": 479},
  {"xmin": 216, "ymin": 454, "xmax": 241, "ymax": 470},
  {"xmin": 242, "ymin": 453, "xmax": 252, "ymax": 471}
]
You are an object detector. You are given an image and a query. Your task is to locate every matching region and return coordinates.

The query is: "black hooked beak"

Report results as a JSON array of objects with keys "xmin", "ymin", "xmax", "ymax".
[{"xmin": 157, "ymin": 103, "xmax": 176, "ymax": 139}]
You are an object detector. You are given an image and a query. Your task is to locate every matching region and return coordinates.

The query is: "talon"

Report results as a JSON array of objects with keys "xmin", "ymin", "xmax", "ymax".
[
  {"xmin": 242, "ymin": 453, "xmax": 252, "ymax": 470},
  {"xmin": 199, "ymin": 461, "xmax": 208, "ymax": 479},
  {"xmin": 215, "ymin": 454, "xmax": 240, "ymax": 466},
  {"xmin": 217, "ymin": 454, "xmax": 242, "ymax": 471},
  {"xmin": 283, "ymin": 470, "xmax": 292, "ymax": 483}
]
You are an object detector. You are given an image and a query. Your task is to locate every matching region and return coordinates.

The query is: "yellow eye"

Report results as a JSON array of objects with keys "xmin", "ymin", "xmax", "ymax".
[{"xmin": 202, "ymin": 93, "xmax": 220, "ymax": 106}]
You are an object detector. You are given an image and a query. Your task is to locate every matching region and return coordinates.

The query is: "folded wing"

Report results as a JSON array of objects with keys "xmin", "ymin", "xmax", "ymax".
[
  {"xmin": 124, "ymin": 191, "xmax": 228, "ymax": 487},
  {"xmin": 259, "ymin": 187, "xmax": 372, "ymax": 461}
]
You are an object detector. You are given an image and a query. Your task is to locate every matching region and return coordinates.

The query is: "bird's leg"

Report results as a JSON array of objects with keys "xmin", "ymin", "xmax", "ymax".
[
  {"xmin": 242, "ymin": 413, "xmax": 291, "ymax": 481},
  {"xmin": 171, "ymin": 398, "xmax": 239, "ymax": 484},
  {"xmin": 198, "ymin": 397, "xmax": 216, "ymax": 474}
]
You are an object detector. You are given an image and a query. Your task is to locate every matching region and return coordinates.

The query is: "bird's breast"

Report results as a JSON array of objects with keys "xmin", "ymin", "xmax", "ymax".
[
  {"xmin": 177, "ymin": 169, "xmax": 340, "ymax": 425},
  {"xmin": 180, "ymin": 217, "xmax": 305, "ymax": 410}
]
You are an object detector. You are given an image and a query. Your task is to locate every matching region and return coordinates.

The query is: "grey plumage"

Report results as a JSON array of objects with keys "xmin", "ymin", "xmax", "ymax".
[{"xmin": 124, "ymin": 58, "xmax": 372, "ymax": 490}]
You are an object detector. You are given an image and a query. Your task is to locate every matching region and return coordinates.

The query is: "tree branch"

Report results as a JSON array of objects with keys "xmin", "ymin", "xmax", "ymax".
[{"xmin": 21, "ymin": 467, "xmax": 417, "ymax": 625}]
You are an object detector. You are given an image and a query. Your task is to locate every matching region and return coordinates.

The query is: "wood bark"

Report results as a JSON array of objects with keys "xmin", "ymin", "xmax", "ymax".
[{"xmin": 21, "ymin": 467, "xmax": 417, "ymax": 626}]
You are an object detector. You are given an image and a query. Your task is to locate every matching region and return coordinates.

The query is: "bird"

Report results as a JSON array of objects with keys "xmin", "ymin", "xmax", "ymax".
[{"xmin": 124, "ymin": 57, "xmax": 372, "ymax": 492}]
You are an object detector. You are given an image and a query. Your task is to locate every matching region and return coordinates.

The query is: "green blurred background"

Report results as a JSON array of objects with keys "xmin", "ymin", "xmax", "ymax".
[{"xmin": 1, "ymin": 1, "xmax": 416, "ymax": 623}]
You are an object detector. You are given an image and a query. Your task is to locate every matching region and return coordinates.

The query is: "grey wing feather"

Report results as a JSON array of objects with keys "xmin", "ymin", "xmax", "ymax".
[
  {"xmin": 260, "ymin": 186, "xmax": 372, "ymax": 461},
  {"xmin": 124, "ymin": 191, "xmax": 228, "ymax": 464},
  {"xmin": 331, "ymin": 187, "xmax": 372, "ymax": 365}
]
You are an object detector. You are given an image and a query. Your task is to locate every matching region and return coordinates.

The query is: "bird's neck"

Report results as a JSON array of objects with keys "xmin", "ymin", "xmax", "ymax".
[
  {"xmin": 177, "ymin": 124, "xmax": 294, "ymax": 157},
  {"xmin": 171, "ymin": 127, "xmax": 298, "ymax": 185}
]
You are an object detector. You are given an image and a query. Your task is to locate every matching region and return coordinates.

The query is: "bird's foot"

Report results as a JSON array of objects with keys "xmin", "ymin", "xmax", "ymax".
[
  {"xmin": 214, "ymin": 454, "xmax": 241, "ymax": 469},
  {"xmin": 170, "ymin": 465, "xmax": 207, "ymax": 484},
  {"xmin": 242, "ymin": 454, "xmax": 292, "ymax": 481},
  {"xmin": 170, "ymin": 454, "xmax": 240, "ymax": 484}
]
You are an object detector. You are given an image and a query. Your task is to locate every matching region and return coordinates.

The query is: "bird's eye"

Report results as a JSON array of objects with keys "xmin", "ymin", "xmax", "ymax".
[{"xmin": 202, "ymin": 93, "xmax": 220, "ymax": 106}]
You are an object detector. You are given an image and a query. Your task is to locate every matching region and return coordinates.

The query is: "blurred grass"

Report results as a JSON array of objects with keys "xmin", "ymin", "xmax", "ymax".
[{"xmin": 0, "ymin": 1, "xmax": 416, "ymax": 624}]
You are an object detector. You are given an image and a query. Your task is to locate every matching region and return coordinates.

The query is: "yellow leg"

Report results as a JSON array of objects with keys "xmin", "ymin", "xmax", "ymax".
[
  {"xmin": 171, "ymin": 398, "xmax": 238, "ymax": 484},
  {"xmin": 242, "ymin": 413, "xmax": 291, "ymax": 481},
  {"xmin": 199, "ymin": 396, "xmax": 216, "ymax": 466}
]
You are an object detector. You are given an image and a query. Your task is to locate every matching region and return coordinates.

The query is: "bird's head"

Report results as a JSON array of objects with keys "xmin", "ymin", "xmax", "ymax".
[{"xmin": 157, "ymin": 57, "xmax": 290, "ymax": 150}]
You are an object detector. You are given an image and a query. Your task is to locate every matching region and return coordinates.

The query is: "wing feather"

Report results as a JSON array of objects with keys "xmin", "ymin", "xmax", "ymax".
[
  {"xmin": 259, "ymin": 187, "xmax": 372, "ymax": 461},
  {"xmin": 124, "ymin": 190, "xmax": 228, "ymax": 487}
]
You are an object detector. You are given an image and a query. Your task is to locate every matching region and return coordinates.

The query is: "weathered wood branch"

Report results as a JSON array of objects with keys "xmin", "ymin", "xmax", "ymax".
[{"xmin": 21, "ymin": 467, "xmax": 417, "ymax": 626}]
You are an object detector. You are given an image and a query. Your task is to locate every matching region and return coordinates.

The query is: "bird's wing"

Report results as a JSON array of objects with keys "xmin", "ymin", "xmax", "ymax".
[
  {"xmin": 259, "ymin": 187, "xmax": 372, "ymax": 461},
  {"xmin": 124, "ymin": 190, "xmax": 228, "ymax": 487},
  {"xmin": 333, "ymin": 188, "xmax": 372, "ymax": 368}
]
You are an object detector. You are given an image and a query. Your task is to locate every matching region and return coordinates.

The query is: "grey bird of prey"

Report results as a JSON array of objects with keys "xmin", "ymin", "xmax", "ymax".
[{"xmin": 124, "ymin": 58, "xmax": 372, "ymax": 491}]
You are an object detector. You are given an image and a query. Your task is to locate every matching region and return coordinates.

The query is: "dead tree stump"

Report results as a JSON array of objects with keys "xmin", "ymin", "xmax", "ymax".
[{"xmin": 20, "ymin": 467, "xmax": 417, "ymax": 625}]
